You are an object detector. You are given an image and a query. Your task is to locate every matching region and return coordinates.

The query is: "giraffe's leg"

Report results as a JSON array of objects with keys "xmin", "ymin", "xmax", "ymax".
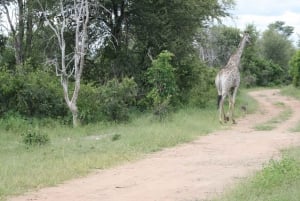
[
  {"xmin": 219, "ymin": 94, "xmax": 226, "ymax": 123},
  {"xmin": 231, "ymin": 87, "xmax": 239, "ymax": 124},
  {"xmin": 227, "ymin": 92, "xmax": 233, "ymax": 122}
]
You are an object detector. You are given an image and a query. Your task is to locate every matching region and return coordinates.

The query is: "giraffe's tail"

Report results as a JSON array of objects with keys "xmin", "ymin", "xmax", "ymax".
[{"xmin": 215, "ymin": 73, "xmax": 222, "ymax": 109}]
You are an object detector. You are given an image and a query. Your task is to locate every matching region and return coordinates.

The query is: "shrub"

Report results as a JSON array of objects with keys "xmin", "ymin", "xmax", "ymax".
[
  {"xmin": 100, "ymin": 77, "xmax": 138, "ymax": 122},
  {"xmin": 0, "ymin": 61, "xmax": 68, "ymax": 118},
  {"xmin": 146, "ymin": 50, "xmax": 178, "ymax": 118},
  {"xmin": 78, "ymin": 77, "xmax": 138, "ymax": 123},
  {"xmin": 289, "ymin": 50, "xmax": 300, "ymax": 87},
  {"xmin": 188, "ymin": 62, "xmax": 217, "ymax": 108},
  {"xmin": 78, "ymin": 83, "xmax": 102, "ymax": 123},
  {"xmin": 22, "ymin": 129, "xmax": 50, "ymax": 146}
]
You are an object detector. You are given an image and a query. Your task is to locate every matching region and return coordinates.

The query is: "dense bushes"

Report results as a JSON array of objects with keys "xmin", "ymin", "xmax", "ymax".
[
  {"xmin": 242, "ymin": 58, "xmax": 287, "ymax": 87},
  {"xmin": 289, "ymin": 50, "xmax": 300, "ymax": 87},
  {"xmin": 78, "ymin": 77, "xmax": 137, "ymax": 123},
  {"xmin": 0, "ymin": 51, "xmax": 220, "ymax": 125},
  {"xmin": 0, "ymin": 63, "xmax": 67, "ymax": 118},
  {"xmin": 0, "ymin": 60, "xmax": 139, "ymax": 124},
  {"xmin": 188, "ymin": 61, "xmax": 217, "ymax": 108},
  {"xmin": 146, "ymin": 51, "xmax": 178, "ymax": 118}
]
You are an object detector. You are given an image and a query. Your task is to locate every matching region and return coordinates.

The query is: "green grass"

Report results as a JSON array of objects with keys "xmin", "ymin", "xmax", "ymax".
[
  {"xmin": 281, "ymin": 85, "xmax": 300, "ymax": 100},
  {"xmin": 281, "ymin": 85, "xmax": 300, "ymax": 132},
  {"xmin": 213, "ymin": 148, "xmax": 300, "ymax": 201},
  {"xmin": 254, "ymin": 106, "xmax": 292, "ymax": 131},
  {"xmin": 0, "ymin": 89, "xmax": 256, "ymax": 200}
]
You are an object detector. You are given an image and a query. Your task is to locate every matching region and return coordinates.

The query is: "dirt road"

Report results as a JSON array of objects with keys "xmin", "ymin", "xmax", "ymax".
[{"xmin": 9, "ymin": 89, "xmax": 300, "ymax": 201}]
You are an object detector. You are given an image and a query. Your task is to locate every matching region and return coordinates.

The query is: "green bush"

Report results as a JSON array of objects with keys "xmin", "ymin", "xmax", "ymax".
[
  {"xmin": 188, "ymin": 62, "xmax": 217, "ymax": 108},
  {"xmin": 22, "ymin": 129, "xmax": 50, "ymax": 146},
  {"xmin": 100, "ymin": 77, "xmax": 138, "ymax": 122},
  {"xmin": 0, "ymin": 112, "xmax": 29, "ymax": 132},
  {"xmin": 78, "ymin": 77, "xmax": 138, "ymax": 123},
  {"xmin": 146, "ymin": 50, "xmax": 178, "ymax": 118},
  {"xmin": 0, "ymin": 61, "xmax": 68, "ymax": 118},
  {"xmin": 77, "ymin": 83, "xmax": 102, "ymax": 123},
  {"xmin": 289, "ymin": 50, "xmax": 300, "ymax": 87}
]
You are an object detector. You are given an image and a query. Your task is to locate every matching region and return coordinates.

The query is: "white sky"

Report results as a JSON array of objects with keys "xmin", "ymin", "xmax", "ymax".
[{"xmin": 223, "ymin": 0, "xmax": 300, "ymax": 44}]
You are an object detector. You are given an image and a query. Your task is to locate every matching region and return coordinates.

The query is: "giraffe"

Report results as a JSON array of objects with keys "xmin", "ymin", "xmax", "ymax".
[{"xmin": 215, "ymin": 32, "xmax": 250, "ymax": 124}]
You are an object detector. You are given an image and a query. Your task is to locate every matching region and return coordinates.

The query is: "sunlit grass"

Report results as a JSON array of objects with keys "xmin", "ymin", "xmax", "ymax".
[
  {"xmin": 213, "ymin": 147, "xmax": 300, "ymax": 201},
  {"xmin": 281, "ymin": 85, "xmax": 300, "ymax": 132},
  {"xmin": 254, "ymin": 107, "xmax": 292, "ymax": 131},
  {"xmin": 0, "ymin": 89, "xmax": 256, "ymax": 200}
]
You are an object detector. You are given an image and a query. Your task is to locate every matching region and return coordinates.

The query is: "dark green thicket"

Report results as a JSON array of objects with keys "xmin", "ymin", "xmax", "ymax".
[{"xmin": 0, "ymin": 62, "xmax": 67, "ymax": 118}]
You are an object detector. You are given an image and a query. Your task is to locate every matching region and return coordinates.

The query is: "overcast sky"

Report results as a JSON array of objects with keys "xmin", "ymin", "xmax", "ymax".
[{"xmin": 223, "ymin": 0, "xmax": 300, "ymax": 43}]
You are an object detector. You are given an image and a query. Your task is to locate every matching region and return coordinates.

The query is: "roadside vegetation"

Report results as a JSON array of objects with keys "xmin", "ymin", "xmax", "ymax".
[
  {"xmin": 0, "ymin": 90, "xmax": 256, "ymax": 200},
  {"xmin": 213, "ymin": 148, "xmax": 300, "ymax": 201},
  {"xmin": 281, "ymin": 85, "xmax": 300, "ymax": 132},
  {"xmin": 0, "ymin": 0, "xmax": 299, "ymax": 200},
  {"xmin": 254, "ymin": 104, "xmax": 292, "ymax": 131}
]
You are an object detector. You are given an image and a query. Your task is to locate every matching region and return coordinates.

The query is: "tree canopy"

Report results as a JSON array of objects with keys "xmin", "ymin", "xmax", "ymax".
[{"xmin": 0, "ymin": 0, "xmax": 297, "ymax": 124}]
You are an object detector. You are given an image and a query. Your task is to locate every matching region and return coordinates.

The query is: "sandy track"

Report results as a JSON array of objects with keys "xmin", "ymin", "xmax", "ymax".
[{"xmin": 9, "ymin": 89, "xmax": 300, "ymax": 201}]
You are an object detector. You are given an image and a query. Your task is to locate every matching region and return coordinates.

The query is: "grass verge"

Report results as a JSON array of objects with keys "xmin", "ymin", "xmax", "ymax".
[
  {"xmin": 0, "ymin": 89, "xmax": 256, "ymax": 200},
  {"xmin": 281, "ymin": 85, "xmax": 300, "ymax": 132},
  {"xmin": 254, "ymin": 105, "xmax": 292, "ymax": 131},
  {"xmin": 213, "ymin": 148, "xmax": 300, "ymax": 201}
]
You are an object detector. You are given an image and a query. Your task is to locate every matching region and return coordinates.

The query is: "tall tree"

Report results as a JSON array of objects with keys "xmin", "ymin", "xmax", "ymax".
[
  {"xmin": 41, "ymin": 0, "xmax": 90, "ymax": 127},
  {"xmin": 0, "ymin": 0, "xmax": 51, "ymax": 66},
  {"xmin": 261, "ymin": 21, "xmax": 295, "ymax": 68},
  {"xmin": 90, "ymin": 0, "xmax": 234, "ymax": 98}
]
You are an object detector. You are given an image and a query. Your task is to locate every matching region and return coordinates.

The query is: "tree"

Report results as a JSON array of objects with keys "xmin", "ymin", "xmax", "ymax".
[
  {"xmin": 268, "ymin": 21, "xmax": 294, "ymax": 38},
  {"xmin": 195, "ymin": 25, "xmax": 241, "ymax": 67},
  {"xmin": 241, "ymin": 24, "xmax": 289, "ymax": 87},
  {"xmin": 41, "ymin": 0, "xmax": 90, "ymax": 127},
  {"xmin": 90, "ymin": 0, "xmax": 234, "ymax": 96},
  {"xmin": 289, "ymin": 50, "xmax": 300, "ymax": 87},
  {"xmin": 0, "ymin": 0, "xmax": 34, "ymax": 65},
  {"xmin": 260, "ymin": 21, "xmax": 295, "ymax": 69}
]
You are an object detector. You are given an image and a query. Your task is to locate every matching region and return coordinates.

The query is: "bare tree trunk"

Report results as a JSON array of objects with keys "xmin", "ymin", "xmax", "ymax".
[
  {"xmin": 2, "ymin": 3, "xmax": 23, "ymax": 65},
  {"xmin": 25, "ymin": 0, "xmax": 33, "ymax": 59},
  {"xmin": 16, "ymin": 0, "xmax": 24, "ymax": 64},
  {"xmin": 41, "ymin": 0, "xmax": 90, "ymax": 127}
]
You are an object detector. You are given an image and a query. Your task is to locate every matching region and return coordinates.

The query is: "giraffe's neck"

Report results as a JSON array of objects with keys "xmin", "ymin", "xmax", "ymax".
[{"xmin": 226, "ymin": 35, "xmax": 248, "ymax": 69}]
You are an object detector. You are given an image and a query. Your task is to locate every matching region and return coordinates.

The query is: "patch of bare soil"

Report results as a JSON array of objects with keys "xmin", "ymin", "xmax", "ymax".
[{"xmin": 9, "ymin": 89, "xmax": 300, "ymax": 201}]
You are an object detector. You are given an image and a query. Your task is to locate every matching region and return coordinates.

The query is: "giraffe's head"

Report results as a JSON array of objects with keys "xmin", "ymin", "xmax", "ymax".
[{"xmin": 243, "ymin": 32, "xmax": 251, "ymax": 44}]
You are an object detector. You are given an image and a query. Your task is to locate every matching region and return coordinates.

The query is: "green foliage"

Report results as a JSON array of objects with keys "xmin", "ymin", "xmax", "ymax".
[
  {"xmin": 289, "ymin": 50, "xmax": 300, "ymax": 87},
  {"xmin": 146, "ymin": 50, "xmax": 177, "ymax": 118},
  {"xmin": 100, "ymin": 77, "xmax": 138, "ymax": 122},
  {"xmin": 77, "ymin": 83, "xmax": 102, "ymax": 123},
  {"xmin": 254, "ymin": 107, "xmax": 292, "ymax": 131},
  {"xmin": 0, "ymin": 112, "xmax": 30, "ymax": 132},
  {"xmin": 0, "ymin": 61, "xmax": 68, "ymax": 118},
  {"xmin": 0, "ymin": 47, "xmax": 15, "ymax": 68},
  {"xmin": 78, "ymin": 77, "xmax": 138, "ymax": 123},
  {"xmin": 214, "ymin": 148, "xmax": 300, "ymax": 201},
  {"xmin": 268, "ymin": 21, "xmax": 294, "ymax": 38},
  {"xmin": 255, "ymin": 157, "xmax": 300, "ymax": 188},
  {"xmin": 188, "ymin": 61, "xmax": 217, "ymax": 108},
  {"xmin": 243, "ymin": 57, "xmax": 286, "ymax": 87},
  {"xmin": 261, "ymin": 23, "xmax": 295, "ymax": 69},
  {"xmin": 22, "ymin": 129, "xmax": 50, "ymax": 146},
  {"xmin": 240, "ymin": 23, "xmax": 294, "ymax": 87}
]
